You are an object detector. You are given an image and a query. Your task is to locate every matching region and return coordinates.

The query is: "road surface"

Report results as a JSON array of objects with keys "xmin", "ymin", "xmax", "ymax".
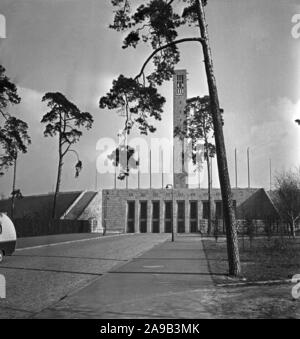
[
  {"xmin": 1, "ymin": 233, "xmax": 299, "ymax": 319},
  {"xmin": 0, "ymin": 233, "xmax": 168, "ymax": 318}
]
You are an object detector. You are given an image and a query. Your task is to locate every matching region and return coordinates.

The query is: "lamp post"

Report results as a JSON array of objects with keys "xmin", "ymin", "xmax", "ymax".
[{"xmin": 166, "ymin": 184, "xmax": 175, "ymax": 242}]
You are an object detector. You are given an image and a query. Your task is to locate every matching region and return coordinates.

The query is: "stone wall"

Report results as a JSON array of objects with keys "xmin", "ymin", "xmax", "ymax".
[
  {"xmin": 79, "ymin": 191, "xmax": 103, "ymax": 233},
  {"xmin": 14, "ymin": 218, "xmax": 90, "ymax": 238},
  {"xmin": 236, "ymin": 219, "xmax": 289, "ymax": 235},
  {"xmin": 102, "ymin": 188, "xmax": 259, "ymax": 233}
]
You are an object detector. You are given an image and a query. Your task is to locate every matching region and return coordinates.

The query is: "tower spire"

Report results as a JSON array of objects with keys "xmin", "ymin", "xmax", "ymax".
[{"xmin": 173, "ymin": 69, "xmax": 188, "ymax": 189}]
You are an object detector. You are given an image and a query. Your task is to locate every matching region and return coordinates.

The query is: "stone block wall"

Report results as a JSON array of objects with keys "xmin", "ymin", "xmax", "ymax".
[
  {"xmin": 79, "ymin": 191, "xmax": 103, "ymax": 233},
  {"xmin": 102, "ymin": 188, "xmax": 259, "ymax": 234}
]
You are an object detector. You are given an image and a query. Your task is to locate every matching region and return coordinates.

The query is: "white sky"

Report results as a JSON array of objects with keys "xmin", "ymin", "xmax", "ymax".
[{"xmin": 0, "ymin": 0, "xmax": 300, "ymax": 196}]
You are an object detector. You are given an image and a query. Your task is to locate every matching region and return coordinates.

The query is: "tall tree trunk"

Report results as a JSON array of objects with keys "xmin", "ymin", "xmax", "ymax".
[
  {"xmin": 11, "ymin": 155, "xmax": 17, "ymax": 220},
  {"xmin": 195, "ymin": 0, "xmax": 241, "ymax": 276},
  {"xmin": 52, "ymin": 155, "xmax": 63, "ymax": 219},
  {"xmin": 206, "ymin": 153, "xmax": 212, "ymax": 235}
]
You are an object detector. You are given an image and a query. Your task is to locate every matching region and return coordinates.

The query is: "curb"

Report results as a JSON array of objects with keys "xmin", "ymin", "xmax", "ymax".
[
  {"xmin": 217, "ymin": 278, "xmax": 297, "ymax": 288},
  {"xmin": 15, "ymin": 233, "xmax": 128, "ymax": 251}
]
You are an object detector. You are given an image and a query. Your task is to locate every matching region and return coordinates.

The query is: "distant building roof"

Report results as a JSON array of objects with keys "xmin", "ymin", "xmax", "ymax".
[
  {"xmin": 0, "ymin": 191, "xmax": 82, "ymax": 220},
  {"xmin": 62, "ymin": 191, "xmax": 98, "ymax": 220},
  {"xmin": 236, "ymin": 188, "xmax": 280, "ymax": 220}
]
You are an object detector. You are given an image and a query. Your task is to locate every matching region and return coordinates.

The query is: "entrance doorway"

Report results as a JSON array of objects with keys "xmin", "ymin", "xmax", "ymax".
[
  {"xmin": 152, "ymin": 201, "xmax": 160, "ymax": 233},
  {"xmin": 164, "ymin": 201, "xmax": 173, "ymax": 233},
  {"xmin": 139, "ymin": 201, "xmax": 147, "ymax": 233},
  {"xmin": 177, "ymin": 201, "xmax": 185, "ymax": 233},
  {"xmin": 127, "ymin": 201, "xmax": 135, "ymax": 233},
  {"xmin": 190, "ymin": 201, "xmax": 198, "ymax": 233}
]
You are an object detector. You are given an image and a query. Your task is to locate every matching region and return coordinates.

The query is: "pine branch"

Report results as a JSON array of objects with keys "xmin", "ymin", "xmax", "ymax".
[
  {"xmin": 167, "ymin": 0, "xmax": 176, "ymax": 5},
  {"xmin": 134, "ymin": 37, "xmax": 204, "ymax": 81}
]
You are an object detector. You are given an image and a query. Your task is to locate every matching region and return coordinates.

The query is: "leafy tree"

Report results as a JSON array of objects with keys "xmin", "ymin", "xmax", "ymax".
[
  {"xmin": 41, "ymin": 92, "xmax": 93, "ymax": 219},
  {"xmin": 100, "ymin": 0, "xmax": 241, "ymax": 276},
  {"xmin": 100, "ymin": 75, "xmax": 165, "ymax": 136},
  {"xmin": 0, "ymin": 65, "xmax": 31, "ymax": 176},
  {"xmin": 175, "ymin": 95, "xmax": 224, "ymax": 235},
  {"xmin": 273, "ymin": 168, "xmax": 300, "ymax": 238},
  {"xmin": 0, "ymin": 65, "xmax": 30, "ymax": 219}
]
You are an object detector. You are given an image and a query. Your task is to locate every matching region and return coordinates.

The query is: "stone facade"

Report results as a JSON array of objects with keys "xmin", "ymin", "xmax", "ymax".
[
  {"xmin": 102, "ymin": 188, "xmax": 259, "ymax": 234},
  {"xmin": 78, "ymin": 191, "xmax": 103, "ymax": 233},
  {"xmin": 75, "ymin": 69, "xmax": 281, "ymax": 236},
  {"xmin": 75, "ymin": 69, "xmax": 280, "ymax": 235}
]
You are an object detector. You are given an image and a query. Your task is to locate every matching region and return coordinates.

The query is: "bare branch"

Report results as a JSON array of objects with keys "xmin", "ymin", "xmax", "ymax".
[
  {"xmin": 0, "ymin": 108, "xmax": 9, "ymax": 121},
  {"xmin": 61, "ymin": 143, "xmax": 72, "ymax": 158},
  {"xmin": 134, "ymin": 37, "xmax": 204, "ymax": 81},
  {"xmin": 167, "ymin": 0, "xmax": 176, "ymax": 5},
  {"xmin": 136, "ymin": 23, "xmax": 151, "ymax": 33}
]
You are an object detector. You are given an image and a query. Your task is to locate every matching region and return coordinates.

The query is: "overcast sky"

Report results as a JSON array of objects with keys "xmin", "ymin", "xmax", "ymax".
[{"xmin": 0, "ymin": 0, "xmax": 300, "ymax": 197}]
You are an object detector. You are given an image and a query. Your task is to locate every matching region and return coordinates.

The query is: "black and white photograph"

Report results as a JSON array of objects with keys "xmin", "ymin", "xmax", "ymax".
[{"xmin": 0, "ymin": 0, "xmax": 300, "ymax": 322}]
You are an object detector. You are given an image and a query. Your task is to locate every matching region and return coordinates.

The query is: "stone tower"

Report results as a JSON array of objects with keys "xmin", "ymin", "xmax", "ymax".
[{"xmin": 173, "ymin": 69, "xmax": 188, "ymax": 189}]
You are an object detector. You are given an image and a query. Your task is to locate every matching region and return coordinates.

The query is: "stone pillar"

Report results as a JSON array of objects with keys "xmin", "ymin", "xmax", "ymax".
[
  {"xmin": 147, "ymin": 201, "xmax": 152, "ymax": 233},
  {"xmin": 198, "ymin": 200, "xmax": 203, "ymax": 233},
  {"xmin": 185, "ymin": 198, "xmax": 189, "ymax": 233},
  {"xmin": 160, "ymin": 200, "xmax": 165, "ymax": 233},
  {"xmin": 173, "ymin": 196, "xmax": 177, "ymax": 235},
  {"xmin": 135, "ymin": 199, "xmax": 139, "ymax": 233}
]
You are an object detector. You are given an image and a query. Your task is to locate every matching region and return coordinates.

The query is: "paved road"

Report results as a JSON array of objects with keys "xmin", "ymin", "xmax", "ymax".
[
  {"xmin": 35, "ymin": 236, "xmax": 300, "ymax": 319},
  {"xmin": 1, "ymin": 233, "xmax": 299, "ymax": 319},
  {"xmin": 35, "ymin": 236, "xmax": 215, "ymax": 319},
  {"xmin": 0, "ymin": 233, "xmax": 169, "ymax": 318}
]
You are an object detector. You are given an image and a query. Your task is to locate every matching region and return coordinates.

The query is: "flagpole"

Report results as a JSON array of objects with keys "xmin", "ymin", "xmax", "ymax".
[
  {"xmin": 150, "ymin": 149, "xmax": 152, "ymax": 189},
  {"xmin": 138, "ymin": 152, "xmax": 141, "ymax": 190},
  {"xmin": 235, "ymin": 148, "xmax": 238, "ymax": 189},
  {"xmin": 247, "ymin": 147, "xmax": 250, "ymax": 189},
  {"xmin": 95, "ymin": 167, "xmax": 98, "ymax": 191},
  {"xmin": 161, "ymin": 150, "xmax": 164, "ymax": 189},
  {"xmin": 125, "ymin": 131, "xmax": 128, "ymax": 190},
  {"xmin": 114, "ymin": 163, "xmax": 117, "ymax": 190},
  {"xmin": 269, "ymin": 159, "xmax": 272, "ymax": 192}
]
